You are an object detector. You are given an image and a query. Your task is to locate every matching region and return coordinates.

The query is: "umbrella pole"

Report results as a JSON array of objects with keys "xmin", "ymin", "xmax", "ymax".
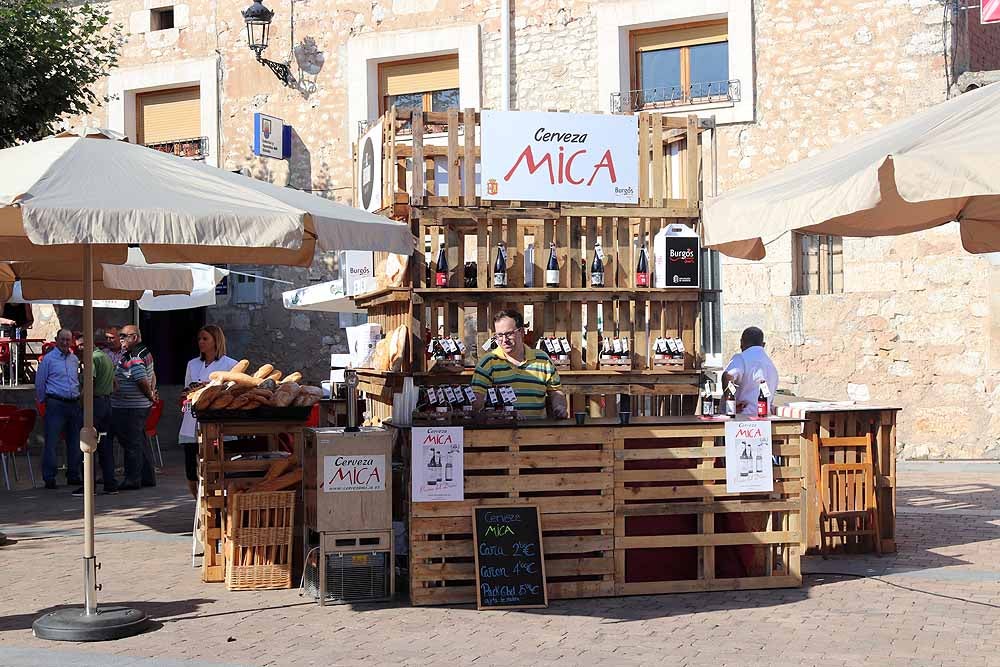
[
  {"xmin": 32, "ymin": 244, "xmax": 150, "ymax": 641},
  {"xmin": 82, "ymin": 244, "xmax": 97, "ymax": 615}
]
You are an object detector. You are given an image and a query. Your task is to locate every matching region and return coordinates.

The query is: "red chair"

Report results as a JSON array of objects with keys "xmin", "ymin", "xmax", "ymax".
[
  {"xmin": 306, "ymin": 403, "xmax": 320, "ymax": 428},
  {"xmin": 0, "ymin": 409, "xmax": 37, "ymax": 489},
  {"xmin": 145, "ymin": 399, "xmax": 165, "ymax": 468}
]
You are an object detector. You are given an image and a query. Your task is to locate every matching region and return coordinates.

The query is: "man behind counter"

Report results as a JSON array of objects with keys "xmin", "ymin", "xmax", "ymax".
[{"xmin": 471, "ymin": 309, "xmax": 569, "ymax": 419}]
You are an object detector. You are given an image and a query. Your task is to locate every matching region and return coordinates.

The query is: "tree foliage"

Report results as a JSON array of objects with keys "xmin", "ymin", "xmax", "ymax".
[{"xmin": 0, "ymin": 0, "xmax": 122, "ymax": 148}]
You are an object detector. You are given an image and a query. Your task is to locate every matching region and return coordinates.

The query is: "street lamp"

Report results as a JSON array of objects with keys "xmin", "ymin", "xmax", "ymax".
[{"xmin": 242, "ymin": 0, "xmax": 293, "ymax": 86}]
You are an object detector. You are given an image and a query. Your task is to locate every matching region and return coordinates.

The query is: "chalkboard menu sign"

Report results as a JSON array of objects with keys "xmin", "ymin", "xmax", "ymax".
[{"xmin": 472, "ymin": 505, "xmax": 548, "ymax": 609}]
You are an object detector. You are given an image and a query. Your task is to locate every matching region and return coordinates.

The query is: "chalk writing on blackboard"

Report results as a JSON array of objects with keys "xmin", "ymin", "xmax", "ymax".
[{"xmin": 473, "ymin": 506, "xmax": 548, "ymax": 609}]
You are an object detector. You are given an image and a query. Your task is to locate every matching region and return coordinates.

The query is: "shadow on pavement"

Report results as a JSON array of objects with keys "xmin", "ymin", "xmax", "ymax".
[{"xmin": 0, "ymin": 599, "xmax": 215, "ymax": 633}]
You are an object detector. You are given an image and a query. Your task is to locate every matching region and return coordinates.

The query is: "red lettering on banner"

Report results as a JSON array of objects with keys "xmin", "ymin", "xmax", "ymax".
[
  {"xmin": 504, "ymin": 146, "xmax": 555, "ymax": 184},
  {"xmin": 587, "ymin": 150, "xmax": 617, "ymax": 186}
]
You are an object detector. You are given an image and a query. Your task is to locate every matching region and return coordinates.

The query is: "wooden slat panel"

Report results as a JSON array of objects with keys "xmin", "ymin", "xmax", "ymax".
[
  {"xmin": 616, "ymin": 481, "xmax": 800, "ymax": 501},
  {"xmin": 412, "ymin": 495, "xmax": 614, "ymax": 517},
  {"xmin": 617, "ymin": 531, "xmax": 797, "ymax": 549},
  {"xmin": 462, "ymin": 107, "xmax": 476, "ymax": 205},
  {"xmin": 411, "ymin": 112, "xmax": 425, "ymax": 204},
  {"xmin": 447, "ymin": 109, "xmax": 460, "ymax": 206},
  {"xmin": 464, "ymin": 472, "xmax": 611, "ymax": 493}
]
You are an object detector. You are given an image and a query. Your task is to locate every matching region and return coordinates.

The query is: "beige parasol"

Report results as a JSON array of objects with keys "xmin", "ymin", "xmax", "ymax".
[
  {"xmin": 1, "ymin": 133, "xmax": 413, "ymax": 636},
  {"xmin": 703, "ymin": 82, "xmax": 1000, "ymax": 260}
]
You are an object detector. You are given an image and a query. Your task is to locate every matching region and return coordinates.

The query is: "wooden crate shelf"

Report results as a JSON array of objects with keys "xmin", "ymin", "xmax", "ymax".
[
  {"xmin": 355, "ymin": 106, "xmax": 706, "ymax": 423},
  {"xmin": 413, "ymin": 288, "xmax": 700, "ymax": 303}
]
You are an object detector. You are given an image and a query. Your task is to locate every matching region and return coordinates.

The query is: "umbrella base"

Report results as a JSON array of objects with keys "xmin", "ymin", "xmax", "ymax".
[{"xmin": 33, "ymin": 606, "xmax": 150, "ymax": 642}]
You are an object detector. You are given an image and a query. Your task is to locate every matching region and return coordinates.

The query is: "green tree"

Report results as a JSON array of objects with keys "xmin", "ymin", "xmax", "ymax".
[{"xmin": 0, "ymin": 0, "xmax": 122, "ymax": 148}]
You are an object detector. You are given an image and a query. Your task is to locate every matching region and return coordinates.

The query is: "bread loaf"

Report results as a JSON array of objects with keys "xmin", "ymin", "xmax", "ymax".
[
  {"xmin": 232, "ymin": 359, "xmax": 250, "ymax": 374},
  {"xmin": 279, "ymin": 372, "xmax": 302, "ymax": 385},
  {"xmin": 208, "ymin": 371, "xmax": 262, "ymax": 387},
  {"xmin": 385, "ymin": 253, "xmax": 409, "ymax": 287},
  {"xmin": 265, "ymin": 370, "xmax": 283, "ymax": 382},
  {"xmin": 229, "ymin": 395, "xmax": 252, "ymax": 410},
  {"xmin": 208, "ymin": 393, "xmax": 235, "ymax": 410},
  {"xmin": 252, "ymin": 363, "xmax": 274, "ymax": 379},
  {"xmin": 193, "ymin": 384, "xmax": 224, "ymax": 410},
  {"xmin": 388, "ymin": 325, "xmax": 408, "ymax": 372}
]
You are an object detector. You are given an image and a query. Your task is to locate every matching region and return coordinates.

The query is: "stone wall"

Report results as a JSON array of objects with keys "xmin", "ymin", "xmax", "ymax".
[{"xmin": 50, "ymin": 0, "xmax": 1000, "ymax": 456}]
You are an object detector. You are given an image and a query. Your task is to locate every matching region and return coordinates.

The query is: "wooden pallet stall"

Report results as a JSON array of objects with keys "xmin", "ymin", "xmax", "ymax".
[
  {"xmin": 405, "ymin": 425, "xmax": 617, "ymax": 606},
  {"xmin": 353, "ymin": 106, "xmax": 709, "ymax": 426},
  {"xmin": 614, "ymin": 420, "xmax": 805, "ymax": 595}
]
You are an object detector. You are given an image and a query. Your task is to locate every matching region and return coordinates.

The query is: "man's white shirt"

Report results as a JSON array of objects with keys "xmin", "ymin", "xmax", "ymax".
[{"xmin": 724, "ymin": 346, "xmax": 779, "ymax": 416}]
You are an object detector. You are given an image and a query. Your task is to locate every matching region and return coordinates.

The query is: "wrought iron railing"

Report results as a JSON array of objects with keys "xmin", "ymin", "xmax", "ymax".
[
  {"xmin": 144, "ymin": 136, "xmax": 209, "ymax": 160},
  {"xmin": 611, "ymin": 79, "xmax": 741, "ymax": 114}
]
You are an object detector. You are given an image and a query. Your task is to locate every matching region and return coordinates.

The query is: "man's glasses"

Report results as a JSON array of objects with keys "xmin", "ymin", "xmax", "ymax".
[
  {"xmin": 118, "ymin": 333, "xmax": 137, "ymax": 339},
  {"xmin": 494, "ymin": 329, "xmax": 521, "ymax": 342}
]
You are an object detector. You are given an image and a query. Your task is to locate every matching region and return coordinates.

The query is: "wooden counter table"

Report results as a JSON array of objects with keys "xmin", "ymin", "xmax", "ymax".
[{"xmin": 393, "ymin": 415, "xmax": 806, "ymax": 606}]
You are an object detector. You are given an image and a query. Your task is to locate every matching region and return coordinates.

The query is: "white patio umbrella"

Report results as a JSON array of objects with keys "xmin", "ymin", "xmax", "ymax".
[
  {"xmin": 0, "ymin": 135, "xmax": 413, "ymax": 640},
  {"xmin": 703, "ymin": 82, "xmax": 1000, "ymax": 259}
]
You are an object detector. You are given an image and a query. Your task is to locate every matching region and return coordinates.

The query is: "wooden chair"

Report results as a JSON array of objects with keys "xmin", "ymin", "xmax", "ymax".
[{"xmin": 814, "ymin": 433, "xmax": 881, "ymax": 556}]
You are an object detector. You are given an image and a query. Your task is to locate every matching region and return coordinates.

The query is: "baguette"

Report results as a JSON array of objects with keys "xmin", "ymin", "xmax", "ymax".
[
  {"xmin": 252, "ymin": 468, "xmax": 302, "ymax": 492},
  {"xmin": 208, "ymin": 371, "xmax": 262, "ymax": 387},
  {"xmin": 279, "ymin": 372, "xmax": 302, "ymax": 385},
  {"xmin": 232, "ymin": 359, "xmax": 250, "ymax": 374},
  {"xmin": 252, "ymin": 363, "xmax": 274, "ymax": 379},
  {"xmin": 265, "ymin": 370, "xmax": 283, "ymax": 382},
  {"xmin": 263, "ymin": 459, "xmax": 291, "ymax": 481}
]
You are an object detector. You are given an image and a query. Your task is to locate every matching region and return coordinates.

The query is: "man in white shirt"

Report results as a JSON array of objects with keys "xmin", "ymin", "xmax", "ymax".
[{"xmin": 722, "ymin": 327, "xmax": 779, "ymax": 416}]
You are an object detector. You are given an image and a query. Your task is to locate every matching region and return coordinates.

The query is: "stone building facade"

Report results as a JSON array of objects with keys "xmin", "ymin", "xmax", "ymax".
[{"xmin": 51, "ymin": 0, "xmax": 999, "ymax": 456}]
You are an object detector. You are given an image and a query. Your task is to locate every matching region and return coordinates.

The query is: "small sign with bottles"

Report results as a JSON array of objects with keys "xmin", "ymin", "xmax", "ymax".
[
  {"xmin": 724, "ymin": 420, "xmax": 774, "ymax": 493},
  {"xmin": 411, "ymin": 426, "xmax": 464, "ymax": 502}
]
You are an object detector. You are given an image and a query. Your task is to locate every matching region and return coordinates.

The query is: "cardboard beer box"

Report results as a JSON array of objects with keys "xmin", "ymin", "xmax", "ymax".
[{"xmin": 653, "ymin": 224, "xmax": 700, "ymax": 288}]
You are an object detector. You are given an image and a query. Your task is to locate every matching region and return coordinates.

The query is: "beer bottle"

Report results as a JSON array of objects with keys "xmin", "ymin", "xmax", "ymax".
[
  {"xmin": 723, "ymin": 382, "xmax": 737, "ymax": 417},
  {"xmin": 591, "ymin": 241, "xmax": 605, "ymax": 287},
  {"xmin": 493, "ymin": 243, "xmax": 507, "ymax": 288},
  {"xmin": 702, "ymin": 381, "xmax": 715, "ymax": 417},
  {"xmin": 434, "ymin": 245, "xmax": 448, "ymax": 287},
  {"xmin": 757, "ymin": 382, "xmax": 769, "ymax": 418},
  {"xmin": 635, "ymin": 242, "xmax": 650, "ymax": 287},
  {"xmin": 545, "ymin": 242, "xmax": 560, "ymax": 287}
]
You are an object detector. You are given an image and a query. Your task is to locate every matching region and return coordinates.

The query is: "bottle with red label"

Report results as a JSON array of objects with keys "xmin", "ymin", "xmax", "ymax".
[
  {"xmin": 635, "ymin": 242, "xmax": 650, "ymax": 287},
  {"xmin": 434, "ymin": 245, "xmax": 448, "ymax": 287},
  {"xmin": 757, "ymin": 381, "xmax": 769, "ymax": 418}
]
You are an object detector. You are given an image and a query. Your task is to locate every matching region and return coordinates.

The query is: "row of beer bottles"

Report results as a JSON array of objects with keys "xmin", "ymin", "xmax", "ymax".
[{"xmin": 428, "ymin": 239, "xmax": 650, "ymax": 288}]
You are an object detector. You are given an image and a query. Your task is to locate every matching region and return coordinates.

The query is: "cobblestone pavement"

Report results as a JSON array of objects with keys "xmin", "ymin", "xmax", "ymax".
[{"xmin": 1, "ymin": 454, "xmax": 999, "ymax": 667}]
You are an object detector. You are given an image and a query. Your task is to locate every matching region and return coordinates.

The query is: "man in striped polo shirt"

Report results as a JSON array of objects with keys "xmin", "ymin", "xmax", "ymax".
[
  {"xmin": 471, "ymin": 309, "xmax": 568, "ymax": 419},
  {"xmin": 111, "ymin": 325, "xmax": 157, "ymax": 490}
]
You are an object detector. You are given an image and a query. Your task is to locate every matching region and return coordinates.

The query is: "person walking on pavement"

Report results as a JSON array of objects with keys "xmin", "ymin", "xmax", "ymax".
[
  {"xmin": 72, "ymin": 333, "xmax": 119, "ymax": 496},
  {"xmin": 35, "ymin": 329, "xmax": 82, "ymax": 489},
  {"xmin": 111, "ymin": 325, "xmax": 157, "ymax": 490}
]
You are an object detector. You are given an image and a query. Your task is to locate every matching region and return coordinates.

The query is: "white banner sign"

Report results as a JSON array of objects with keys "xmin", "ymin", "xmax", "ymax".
[
  {"xmin": 725, "ymin": 420, "xmax": 774, "ymax": 493},
  {"xmin": 412, "ymin": 426, "xmax": 464, "ymax": 502},
  {"xmin": 357, "ymin": 120, "xmax": 383, "ymax": 212},
  {"xmin": 480, "ymin": 110, "xmax": 639, "ymax": 204},
  {"xmin": 323, "ymin": 454, "xmax": 386, "ymax": 492}
]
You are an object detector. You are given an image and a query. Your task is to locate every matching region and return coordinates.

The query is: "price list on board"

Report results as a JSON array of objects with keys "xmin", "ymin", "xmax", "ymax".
[{"xmin": 472, "ymin": 506, "xmax": 548, "ymax": 609}]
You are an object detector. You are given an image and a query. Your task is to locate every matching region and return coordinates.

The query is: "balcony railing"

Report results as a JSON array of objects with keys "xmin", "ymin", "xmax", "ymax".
[
  {"xmin": 144, "ymin": 136, "xmax": 209, "ymax": 160},
  {"xmin": 611, "ymin": 79, "xmax": 741, "ymax": 114}
]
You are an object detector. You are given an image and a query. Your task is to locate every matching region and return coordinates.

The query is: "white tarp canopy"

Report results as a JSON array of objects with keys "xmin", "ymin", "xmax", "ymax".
[{"xmin": 703, "ymin": 82, "xmax": 1000, "ymax": 260}]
